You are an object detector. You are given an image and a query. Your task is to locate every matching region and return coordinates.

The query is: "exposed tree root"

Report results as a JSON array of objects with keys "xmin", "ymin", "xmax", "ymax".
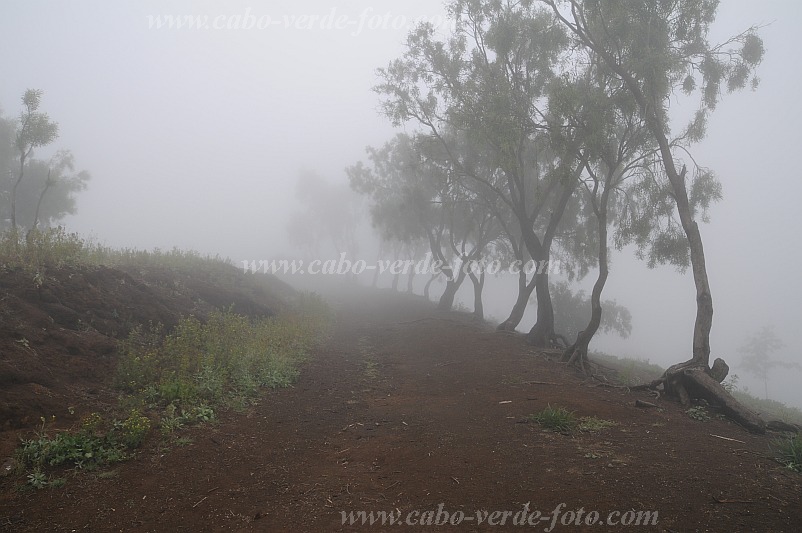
[{"xmin": 633, "ymin": 358, "xmax": 766, "ymax": 434}]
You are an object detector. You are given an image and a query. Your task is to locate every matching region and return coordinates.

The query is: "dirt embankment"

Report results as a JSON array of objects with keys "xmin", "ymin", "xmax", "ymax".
[{"xmin": 0, "ymin": 262, "xmax": 291, "ymax": 452}]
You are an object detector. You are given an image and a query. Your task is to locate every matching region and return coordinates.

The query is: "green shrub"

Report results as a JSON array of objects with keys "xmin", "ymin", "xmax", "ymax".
[
  {"xmin": 116, "ymin": 306, "xmax": 325, "ymax": 408},
  {"xmin": 115, "ymin": 410, "xmax": 151, "ymax": 448},
  {"xmin": 17, "ymin": 412, "xmax": 144, "ymax": 474},
  {"xmin": 774, "ymin": 434, "xmax": 802, "ymax": 473},
  {"xmin": 530, "ymin": 405, "xmax": 576, "ymax": 432},
  {"xmin": 686, "ymin": 406, "xmax": 711, "ymax": 421},
  {"xmin": 0, "ymin": 227, "xmax": 90, "ymax": 274}
]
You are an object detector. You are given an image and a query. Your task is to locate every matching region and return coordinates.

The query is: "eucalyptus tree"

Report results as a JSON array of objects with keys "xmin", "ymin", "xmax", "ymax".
[
  {"xmin": 548, "ymin": 281, "xmax": 631, "ymax": 344},
  {"xmin": 543, "ymin": 0, "xmax": 764, "ymax": 369},
  {"xmin": 546, "ymin": 62, "xmax": 654, "ymax": 369},
  {"xmin": 348, "ymin": 133, "xmax": 466, "ymax": 310},
  {"xmin": 543, "ymin": 1, "xmax": 767, "ymax": 430},
  {"xmin": 446, "ymin": 177, "xmax": 503, "ymax": 320},
  {"xmin": 376, "ymin": 0, "xmax": 588, "ymax": 346}
]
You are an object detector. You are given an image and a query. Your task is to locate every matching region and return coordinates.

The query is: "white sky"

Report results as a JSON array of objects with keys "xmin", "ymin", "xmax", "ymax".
[{"xmin": 2, "ymin": 0, "xmax": 801, "ymax": 406}]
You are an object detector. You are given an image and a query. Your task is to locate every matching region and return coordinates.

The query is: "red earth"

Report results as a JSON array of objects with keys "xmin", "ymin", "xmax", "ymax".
[{"xmin": 1, "ymin": 279, "xmax": 801, "ymax": 532}]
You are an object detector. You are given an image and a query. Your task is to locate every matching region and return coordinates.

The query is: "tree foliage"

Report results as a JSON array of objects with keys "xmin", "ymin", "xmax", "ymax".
[
  {"xmin": 349, "ymin": 0, "xmax": 765, "ymax": 383},
  {"xmin": 548, "ymin": 281, "xmax": 631, "ymax": 341},
  {"xmin": 1, "ymin": 90, "xmax": 89, "ymax": 232}
]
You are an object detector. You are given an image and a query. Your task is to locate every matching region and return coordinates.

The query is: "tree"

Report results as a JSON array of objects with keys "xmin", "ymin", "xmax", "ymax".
[
  {"xmin": 548, "ymin": 281, "xmax": 631, "ymax": 343},
  {"xmin": 349, "ymin": 133, "xmax": 499, "ymax": 312},
  {"xmin": 738, "ymin": 326, "xmax": 800, "ymax": 400},
  {"xmin": 9, "ymin": 89, "xmax": 59, "ymax": 232},
  {"xmin": 1, "ymin": 94, "xmax": 89, "ymax": 234},
  {"xmin": 375, "ymin": 0, "xmax": 589, "ymax": 346},
  {"xmin": 540, "ymin": 52, "xmax": 656, "ymax": 369},
  {"xmin": 544, "ymin": 0, "xmax": 764, "ymax": 369},
  {"xmin": 542, "ymin": 2, "xmax": 768, "ymax": 432},
  {"xmin": 28, "ymin": 151, "xmax": 89, "ymax": 232}
]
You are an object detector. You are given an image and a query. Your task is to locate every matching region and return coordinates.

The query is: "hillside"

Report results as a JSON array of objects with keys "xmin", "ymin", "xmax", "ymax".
[{"xmin": 0, "ymin": 251, "xmax": 295, "ymax": 457}]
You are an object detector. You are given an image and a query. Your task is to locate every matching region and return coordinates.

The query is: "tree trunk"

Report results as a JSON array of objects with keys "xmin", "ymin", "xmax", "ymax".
[
  {"xmin": 391, "ymin": 272, "xmax": 400, "ymax": 292},
  {"xmin": 10, "ymin": 151, "xmax": 27, "ymax": 232},
  {"xmin": 497, "ymin": 260, "xmax": 537, "ymax": 332},
  {"xmin": 438, "ymin": 280, "xmax": 459, "ymax": 310},
  {"xmin": 438, "ymin": 266, "xmax": 466, "ymax": 311},
  {"xmin": 468, "ymin": 269, "xmax": 485, "ymax": 321},
  {"xmin": 527, "ymin": 271, "xmax": 555, "ymax": 347},
  {"xmin": 423, "ymin": 272, "xmax": 438, "ymax": 300},
  {"xmin": 520, "ymin": 163, "xmax": 582, "ymax": 347},
  {"xmin": 406, "ymin": 268, "xmax": 416, "ymax": 294},
  {"xmin": 680, "ymin": 368, "xmax": 765, "ymax": 434},
  {"xmin": 27, "ymin": 170, "xmax": 53, "ymax": 244},
  {"xmin": 371, "ymin": 250, "xmax": 381, "ymax": 288},
  {"xmin": 564, "ymin": 184, "xmax": 610, "ymax": 369}
]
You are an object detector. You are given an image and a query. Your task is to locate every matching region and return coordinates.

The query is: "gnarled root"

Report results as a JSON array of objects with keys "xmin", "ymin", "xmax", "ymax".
[{"xmin": 633, "ymin": 358, "xmax": 765, "ymax": 434}]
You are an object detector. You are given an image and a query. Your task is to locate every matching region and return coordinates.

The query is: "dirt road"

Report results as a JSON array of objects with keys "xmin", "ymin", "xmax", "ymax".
[{"xmin": 2, "ymin": 289, "xmax": 800, "ymax": 531}]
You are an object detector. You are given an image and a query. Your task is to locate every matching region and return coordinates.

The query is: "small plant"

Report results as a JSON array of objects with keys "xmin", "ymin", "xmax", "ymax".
[
  {"xmin": 80, "ymin": 412, "xmax": 104, "ymax": 434},
  {"xmin": 774, "ymin": 434, "xmax": 802, "ymax": 473},
  {"xmin": 173, "ymin": 436, "xmax": 194, "ymax": 447},
  {"xmin": 17, "ymin": 410, "xmax": 143, "ymax": 477},
  {"xmin": 687, "ymin": 406, "xmax": 710, "ymax": 421},
  {"xmin": 187, "ymin": 405, "xmax": 215, "ymax": 423},
  {"xmin": 530, "ymin": 405, "xmax": 576, "ymax": 432},
  {"xmin": 26, "ymin": 469, "xmax": 48, "ymax": 489},
  {"xmin": 159, "ymin": 403, "xmax": 215, "ymax": 434},
  {"xmin": 115, "ymin": 410, "xmax": 151, "ymax": 448}
]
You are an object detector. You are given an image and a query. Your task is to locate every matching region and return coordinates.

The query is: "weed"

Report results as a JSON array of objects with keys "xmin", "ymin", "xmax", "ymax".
[
  {"xmin": 773, "ymin": 434, "xmax": 802, "ymax": 473},
  {"xmin": 116, "ymin": 305, "xmax": 325, "ymax": 412},
  {"xmin": 686, "ymin": 406, "xmax": 710, "ymax": 421},
  {"xmin": 530, "ymin": 405, "xmax": 576, "ymax": 432},
  {"xmin": 114, "ymin": 409, "xmax": 151, "ymax": 448},
  {"xmin": 17, "ymin": 410, "xmax": 147, "ymax": 476},
  {"xmin": 26, "ymin": 469, "xmax": 47, "ymax": 489},
  {"xmin": 159, "ymin": 403, "xmax": 215, "ymax": 434}
]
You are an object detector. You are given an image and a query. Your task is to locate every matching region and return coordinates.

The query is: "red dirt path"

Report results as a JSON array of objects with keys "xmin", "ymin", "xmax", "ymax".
[{"xmin": 2, "ymin": 288, "xmax": 800, "ymax": 532}]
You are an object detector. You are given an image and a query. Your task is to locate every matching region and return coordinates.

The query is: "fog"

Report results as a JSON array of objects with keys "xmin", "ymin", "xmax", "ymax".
[{"xmin": 2, "ymin": 1, "xmax": 801, "ymax": 407}]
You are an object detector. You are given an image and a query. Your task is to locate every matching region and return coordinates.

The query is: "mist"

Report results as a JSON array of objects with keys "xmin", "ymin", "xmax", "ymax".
[{"xmin": 3, "ymin": 0, "xmax": 801, "ymax": 408}]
